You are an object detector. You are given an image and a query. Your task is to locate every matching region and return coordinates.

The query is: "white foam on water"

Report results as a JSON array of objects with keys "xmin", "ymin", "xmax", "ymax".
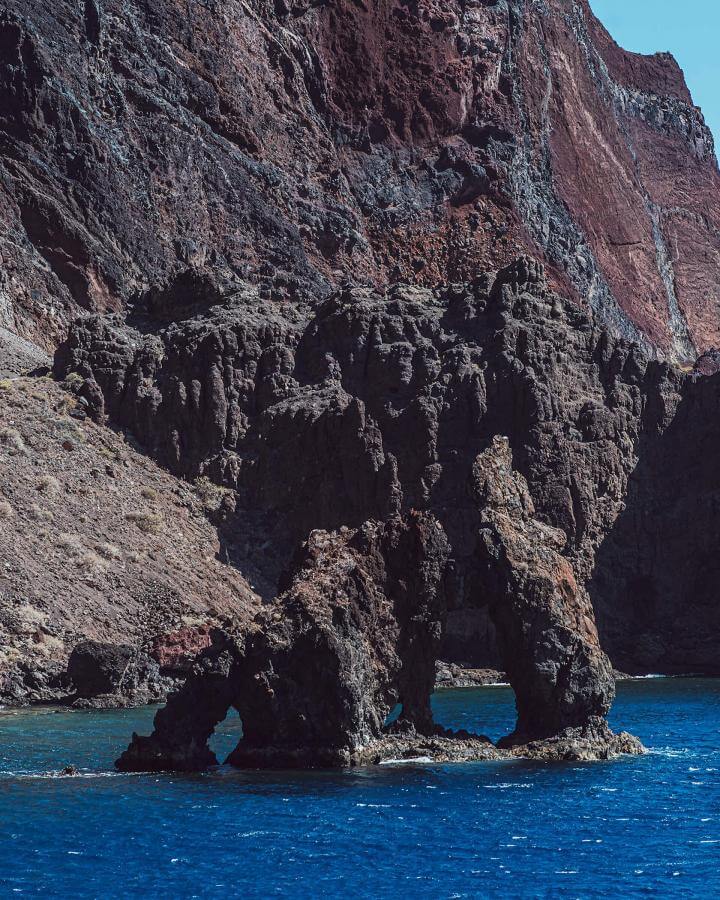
[
  {"xmin": 646, "ymin": 747, "xmax": 692, "ymax": 758},
  {"xmin": 2, "ymin": 770, "xmax": 143, "ymax": 780},
  {"xmin": 484, "ymin": 783, "xmax": 532, "ymax": 789},
  {"xmin": 379, "ymin": 757, "xmax": 434, "ymax": 765}
]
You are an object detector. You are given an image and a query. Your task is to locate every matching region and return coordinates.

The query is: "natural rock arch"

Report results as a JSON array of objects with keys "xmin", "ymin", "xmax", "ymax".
[
  {"xmin": 471, "ymin": 437, "xmax": 617, "ymax": 748},
  {"xmin": 117, "ymin": 513, "xmax": 451, "ymax": 771},
  {"xmin": 116, "ymin": 444, "xmax": 639, "ymax": 772}
]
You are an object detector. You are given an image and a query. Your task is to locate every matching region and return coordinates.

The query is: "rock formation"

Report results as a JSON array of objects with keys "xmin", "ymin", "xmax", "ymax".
[
  {"xmin": 56, "ymin": 256, "xmax": 697, "ymax": 676},
  {"xmin": 117, "ymin": 507, "xmax": 639, "ymax": 771},
  {"xmin": 118, "ymin": 512, "xmax": 451, "ymax": 770},
  {"xmin": 472, "ymin": 437, "xmax": 617, "ymax": 745},
  {"xmin": 0, "ymin": 0, "xmax": 717, "ymax": 765},
  {"xmin": 0, "ymin": 0, "xmax": 717, "ymax": 361}
]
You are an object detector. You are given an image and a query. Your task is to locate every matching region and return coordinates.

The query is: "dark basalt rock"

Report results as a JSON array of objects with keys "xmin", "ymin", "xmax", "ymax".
[
  {"xmin": 67, "ymin": 639, "xmax": 174, "ymax": 708},
  {"xmin": 117, "ymin": 503, "xmax": 640, "ymax": 771},
  {"xmin": 60, "ymin": 256, "xmax": 720, "ymax": 686},
  {"xmin": 117, "ymin": 633, "xmax": 242, "ymax": 771},
  {"xmin": 117, "ymin": 512, "xmax": 451, "ymax": 770},
  {"xmin": 472, "ymin": 437, "xmax": 615, "ymax": 744},
  {"xmin": 68, "ymin": 641, "xmax": 136, "ymax": 698},
  {"xmin": 51, "ymin": 260, "xmax": 639, "ymax": 657},
  {"xmin": 4, "ymin": 0, "xmax": 717, "ymax": 732}
]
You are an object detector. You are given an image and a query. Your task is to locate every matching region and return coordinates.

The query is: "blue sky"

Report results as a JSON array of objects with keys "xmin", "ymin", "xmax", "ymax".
[{"xmin": 590, "ymin": 0, "xmax": 719, "ymax": 146}]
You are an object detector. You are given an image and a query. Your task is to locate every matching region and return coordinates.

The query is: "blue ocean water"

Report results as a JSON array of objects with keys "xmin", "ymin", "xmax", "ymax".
[{"xmin": 1, "ymin": 679, "xmax": 719, "ymax": 898}]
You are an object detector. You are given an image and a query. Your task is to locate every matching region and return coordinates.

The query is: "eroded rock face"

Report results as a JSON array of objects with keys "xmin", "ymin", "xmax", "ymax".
[
  {"xmin": 0, "ymin": 375, "xmax": 258, "ymax": 708},
  {"xmin": 66, "ymin": 640, "xmax": 173, "ymax": 708},
  {"xmin": 0, "ymin": 0, "xmax": 716, "ymax": 750},
  {"xmin": 58, "ymin": 255, "xmax": 720, "ymax": 682},
  {"xmin": 116, "ymin": 633, "xmax": 242, "ymax": 772},
  {"xmin": 51, "ymin": 259, "xmax": 639, "ymax": 657},
  {"xmin": 1, "ymin": 0, "xmax": 717, "ymax": 359},
  {"xmin": 117, "ymin": 512, "xmax": 451, "ymax": 770},
  {"xmin": 472, "ymin": 437, "xmax": 615, "ymax": 743},
  {"xmin": 117, "ymin": 500, "xmax": 640, "ymax": 771}
]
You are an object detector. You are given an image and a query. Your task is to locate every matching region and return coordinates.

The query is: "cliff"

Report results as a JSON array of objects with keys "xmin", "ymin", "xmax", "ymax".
[
  {"xmin": 0, "ymin": 0, "xmax": 717, "ymax": 360},
  {"xmin": 0, "ymin": 0, "xmax": 718, "ymax": 762}
]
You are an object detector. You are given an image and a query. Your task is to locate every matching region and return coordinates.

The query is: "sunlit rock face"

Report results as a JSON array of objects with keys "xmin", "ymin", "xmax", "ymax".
[
  {"xmin": 3, "ymin": 0, "xmax": 720, "ymax": 728},
  {"xmin": 2, "ymin": 0, "xmax": 718, "ymax": 358}
]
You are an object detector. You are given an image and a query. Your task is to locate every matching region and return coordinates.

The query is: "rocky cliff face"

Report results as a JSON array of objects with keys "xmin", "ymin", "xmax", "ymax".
[
  {"xmin": 1, "ymin": 0, "xmax": 717, "ymax": 359},
  {"xmin": 56, "ymin": 257, "xmax": 720, "ymax": 681},
  {"xmin": 0, "ymin": 0, "xmax": 718, "ymax": 759}
]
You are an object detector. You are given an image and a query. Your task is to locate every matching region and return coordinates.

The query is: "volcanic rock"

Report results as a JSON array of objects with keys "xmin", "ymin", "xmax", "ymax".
[
  {"xmin": 472, "ymin": 436, "xmax": 616, "ymax": 744},
  {"xmin": 118, "ymin": 511, "xmax": 451, "ymax": 770},
  {"xmin": 0, "ymin": 0, "xmax": 717, "ymax": 362},
  {"xmin": 67, "ymin": 639, "xmax": 174, "ymax": 708},
  {"xmin": 0, "ymin": 0, "xmax": 716, "ymax": 767},
  {"xmin": 117, "ymin": 503, "xmax": 641, "ymax": 771}
]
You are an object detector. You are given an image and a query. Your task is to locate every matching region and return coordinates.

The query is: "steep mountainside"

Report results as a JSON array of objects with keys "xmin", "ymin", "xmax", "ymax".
[
  {"xmin": 0, "ymin": 0, "xmax": 717, "ymax": 359},
  {"xmin": 0, "ymin": 371, "xmax": 257, "ymax": 705}
]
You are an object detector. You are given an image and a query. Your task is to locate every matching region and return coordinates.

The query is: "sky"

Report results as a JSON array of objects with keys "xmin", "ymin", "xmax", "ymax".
[{"xmin": 590, "ymin": 0, "xmax": 719, "ymax": 146}]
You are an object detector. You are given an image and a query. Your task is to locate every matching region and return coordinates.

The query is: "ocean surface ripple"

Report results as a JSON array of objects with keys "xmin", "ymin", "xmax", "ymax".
[{"xmin": 1, "ymin": 679, "xmax": 718, "ymax": 898}]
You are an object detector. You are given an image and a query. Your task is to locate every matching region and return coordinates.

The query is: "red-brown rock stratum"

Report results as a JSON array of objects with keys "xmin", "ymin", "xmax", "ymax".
[{"xmin": 0, "ymin": 0, "xmax": 717, "ymax": 359}]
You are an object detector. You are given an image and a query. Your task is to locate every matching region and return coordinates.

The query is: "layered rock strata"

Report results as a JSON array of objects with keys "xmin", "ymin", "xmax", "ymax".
[
  {"xmin": 0, "ymin": 0, "xmax": 717, "ymax": 359},
  {"xmin": 0, "ymin": 0, "xmax": 717, "ymax": 758}
]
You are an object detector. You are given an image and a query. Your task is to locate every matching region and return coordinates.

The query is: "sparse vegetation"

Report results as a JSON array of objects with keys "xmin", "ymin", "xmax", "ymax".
[
  {"xmin": 77, "ymin": 549, "xmax": 105, "ymax": 573},
  {"xmin": 56, "ymin": 533, "xmax": 83, "ymax": 553},
  {"xmin": 125, "ymin": 510, "xmax": 164, "ymax": 534},
  {"xmin": 95, "ymin": 542, "xmax": 122, "ymax": 561},
  {"xmin": 63, "ymin": 372, "xmax": 84, "ymax": 391},
  {"xmin": 36, "ymin": 474, "xmax": 60, "ymax": 496},
  {"xmin": 0, "ymin": 646, "xmax": 21, "ymax": 667},
  {"xmin": 34, "ymin": 632, "xmax": 64, "ymax": 656},
  {"xmin": 0, "ymin": 375, "xmax": 250, "ymax": 705},
  {"xmin": 55, "ymin": 534, "xmax": 106, "ymax": 574},
  {"xmin": 0, "ymin": 427, "xmax": 26, "ymax": 455},
  {"xmin": 194, "ymin": 475, "xmax": 234, "ymax": 514},
  {"xmin": 29, "ymin": 503, "xmax": 54, "ymax": 522}
]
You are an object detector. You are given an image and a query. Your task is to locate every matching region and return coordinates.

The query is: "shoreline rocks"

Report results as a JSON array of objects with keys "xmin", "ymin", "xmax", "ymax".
[
  {"xmin": 435, "ymin": 661, "xmax": 508, "ymax": 689},
  {"xmin": 116, "ymin": 496, "xmax": 640, "ymax": 773}
]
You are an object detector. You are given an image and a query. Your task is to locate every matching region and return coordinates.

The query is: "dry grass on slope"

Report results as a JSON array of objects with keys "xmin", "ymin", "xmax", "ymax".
[{"xmin": 0, "ymin": 376, "xmax": 259, "ymax": 700}]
